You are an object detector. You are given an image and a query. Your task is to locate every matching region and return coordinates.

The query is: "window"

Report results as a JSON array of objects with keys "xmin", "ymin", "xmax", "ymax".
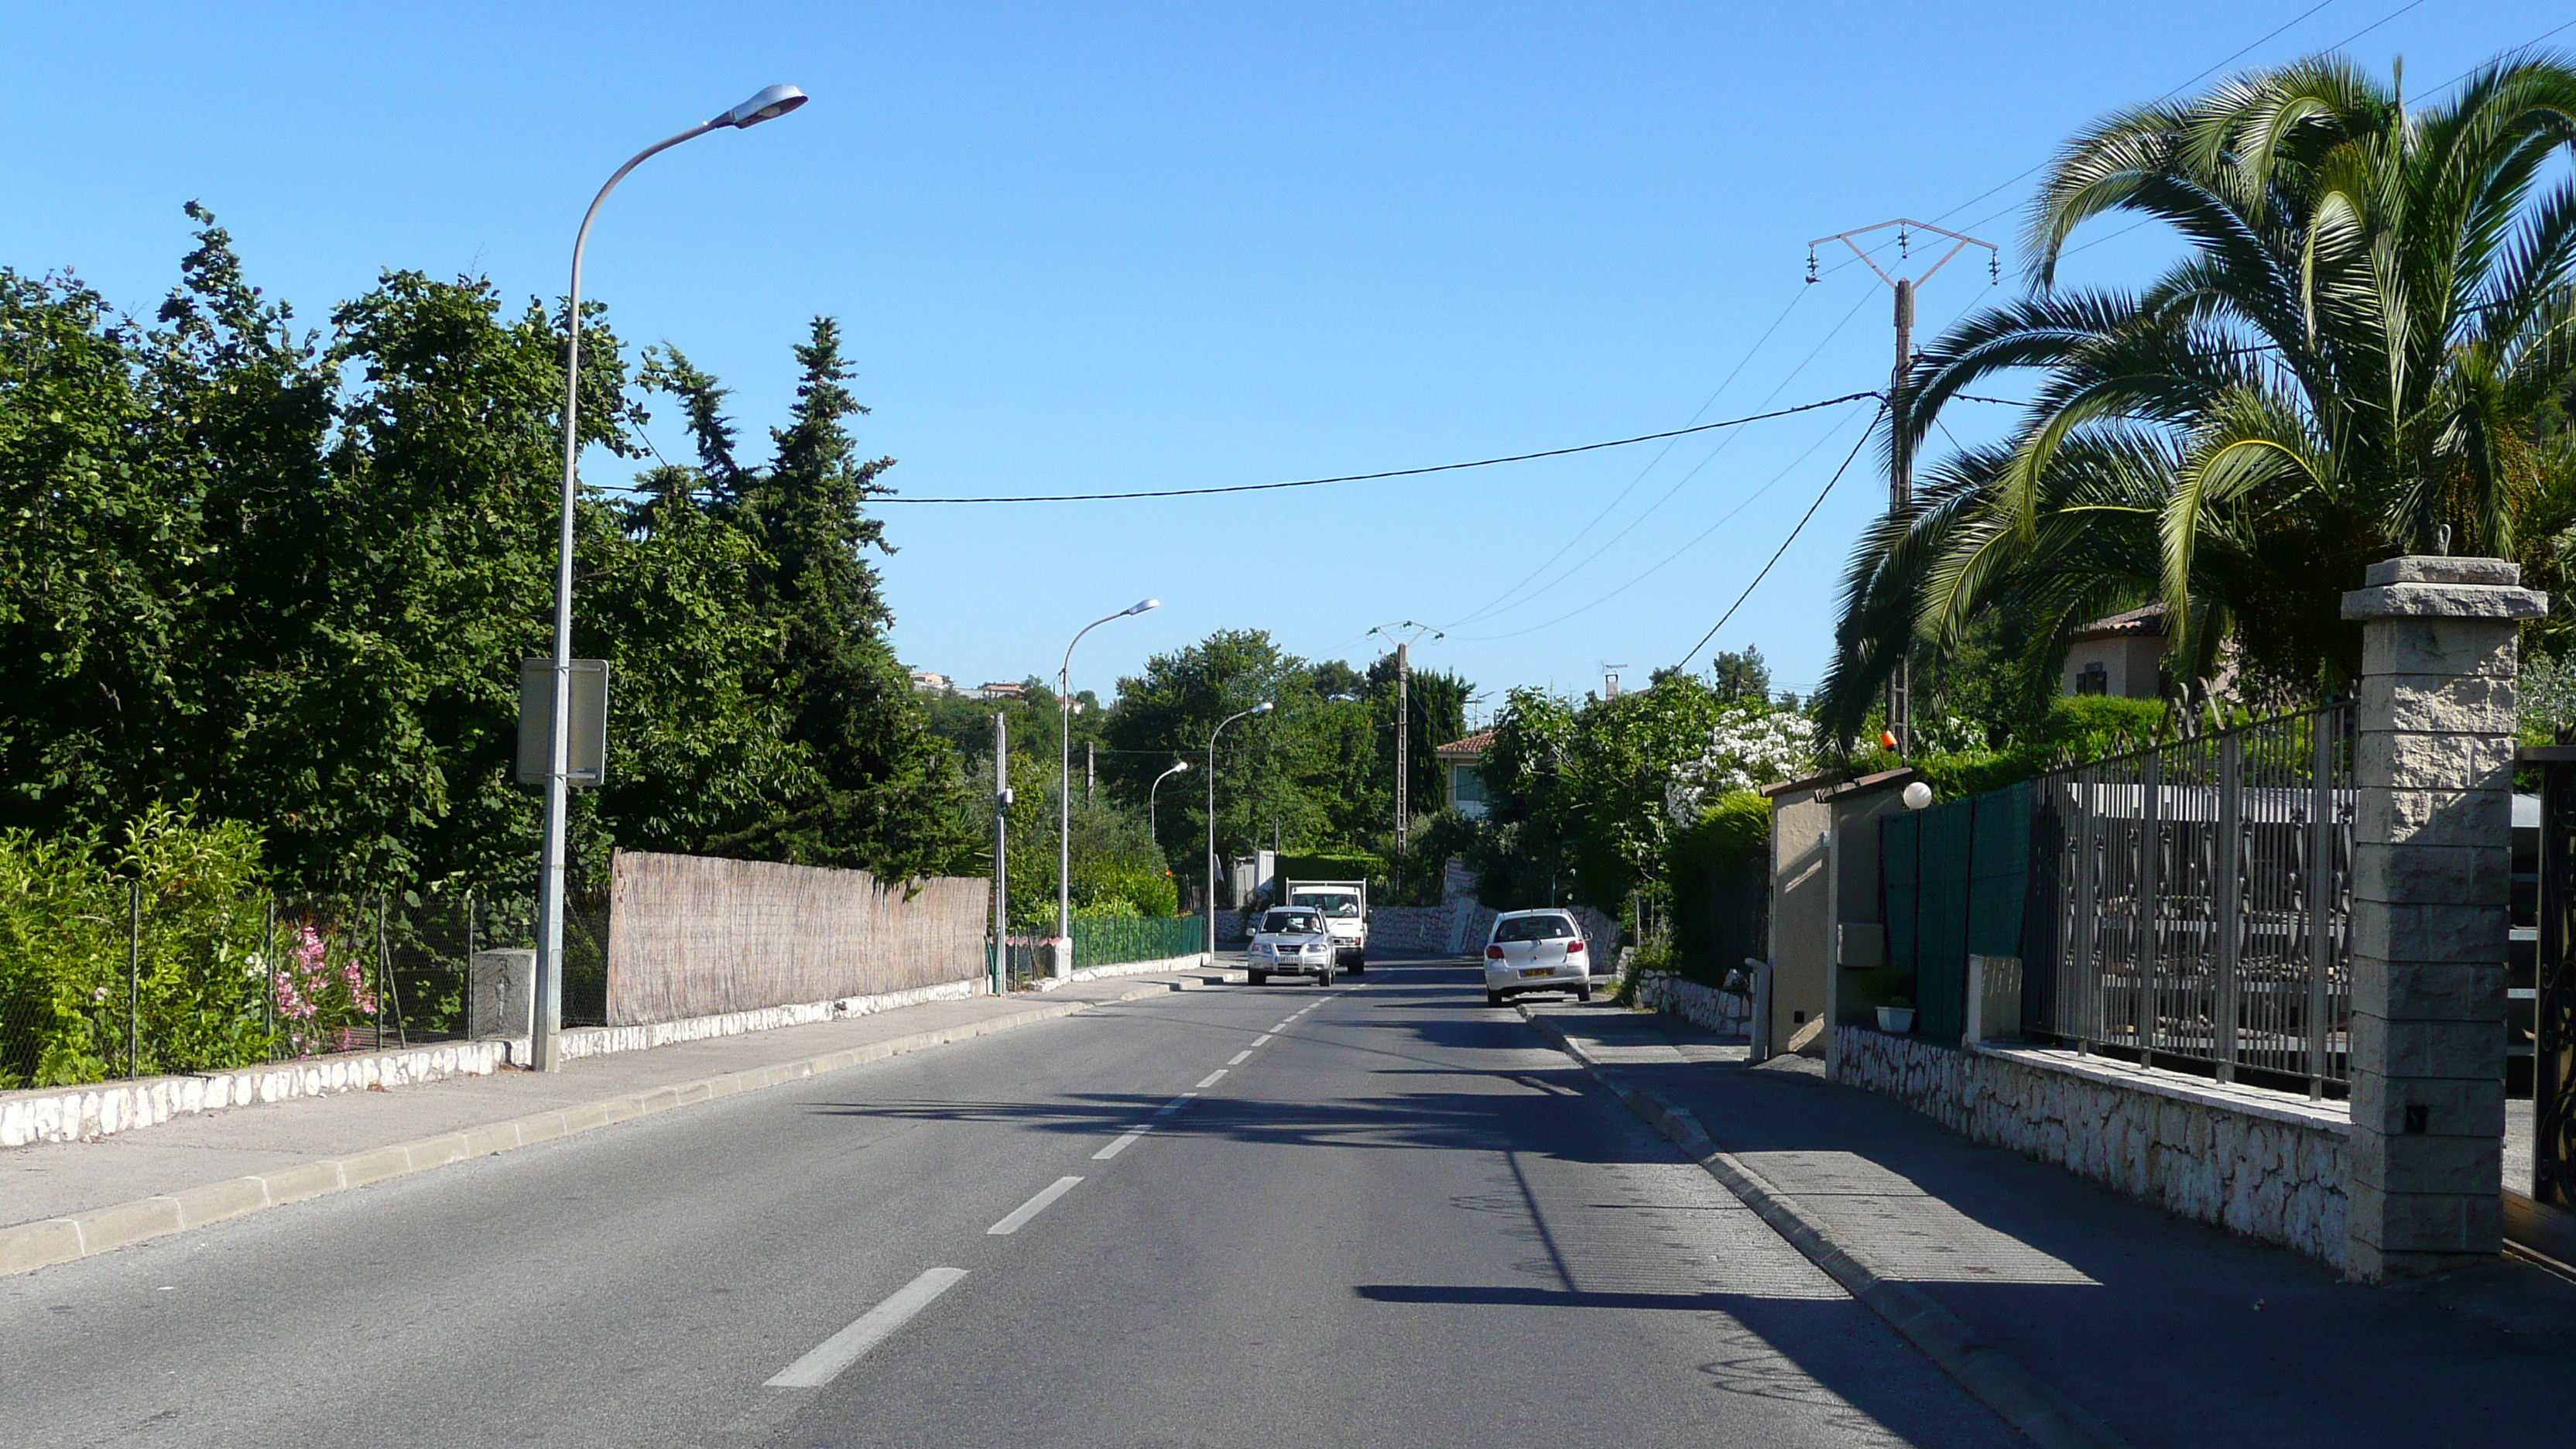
[
  {"xmin": 2076, "ymin": 661, "xmax": 2108, "ymax": 696},
  {"xmin": 1290, "ymin": 892, "xmax": 1360, "ymax": 917},
  {"xmin": 1451, "ymin": 765, "xmax": 1485, "ymax": 805},
  {"xmin": 1263, "ymin": 910, "xmax": 1322, "ymax": 934},
  {"xmin": 1494, "ymin": 914, "xmax": 1576, "ymax": 943}
]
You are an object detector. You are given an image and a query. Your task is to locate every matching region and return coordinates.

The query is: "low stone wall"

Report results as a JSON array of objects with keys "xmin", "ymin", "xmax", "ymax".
[
  {"xmin": 1029, "ymin": 954, "xmax": 1208, "ymax": 992},
  {"xmin": 1635, "ymin": 971, "xmax": 1752, "ymax": 1036},
  {"xmin": 2, "ymin": 1040, "xmax": 515, "ymax": 1148},
  {"xmin": 2, "ymin": 976, "xmax": 992, "ymax": 1148},
  {"xmin": 1833, "ymin": 1026, "xmax": 2354, "ymax": 1269},
  {"xmin": 1369, "ymin": 905, "xmax": 1458, "ymax": 954}
]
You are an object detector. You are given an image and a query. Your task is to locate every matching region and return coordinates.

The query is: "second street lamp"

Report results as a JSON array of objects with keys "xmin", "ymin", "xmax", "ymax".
[
  {"xmin": 1146, "ymin": 759, "xmax": 1190, "ymax": 840},
  {"xmin": 532, "ymin": 83, "xmax": 807, "ymax": 1074},
  {"xmin": 1058, "ymin": 598, "xmax": 1157, "ymax": 953},
  {"xmin": 1204, "ymin": 701, "xmax": 1273, "ymax": 959}
]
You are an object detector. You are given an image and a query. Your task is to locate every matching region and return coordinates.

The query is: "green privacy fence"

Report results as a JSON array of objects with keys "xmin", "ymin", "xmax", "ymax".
[
  {"xmin": 1070, "ymin": 914, "xmax": 1204, "ymax": 970},
  {"xmin": 1880, "ymin": 779, "xmax": 2030, "ymax": 1043}
]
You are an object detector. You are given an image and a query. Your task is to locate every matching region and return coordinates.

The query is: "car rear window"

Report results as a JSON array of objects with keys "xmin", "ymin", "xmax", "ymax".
[{"xmin": 1495, "ymin": 915, "xmax": 1576, "ymax": 942}]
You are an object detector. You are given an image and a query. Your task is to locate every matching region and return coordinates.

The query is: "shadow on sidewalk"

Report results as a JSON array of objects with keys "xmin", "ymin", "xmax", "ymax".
[{"xmin": 1555, "ymin": 1001, "xmax": 2576, "ymax": 1448}]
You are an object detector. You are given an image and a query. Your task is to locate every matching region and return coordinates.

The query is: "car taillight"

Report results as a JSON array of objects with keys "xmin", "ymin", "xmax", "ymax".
[
  {"xmin": 1567, "ymin": 939, "xmax": 1584, "ymax": 952},
  {"xmin": 1486, "ymin": 945, "xmax": 1506, "ymax": 959}
]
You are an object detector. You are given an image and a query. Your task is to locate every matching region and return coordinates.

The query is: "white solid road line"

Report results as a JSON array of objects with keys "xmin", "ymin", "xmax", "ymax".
[
  {"xmin": 988, "ymin": 1175, "xmax": 1085, "ymax": 1235},
  {"xmin": 766, "ymin": 1266, "xmax": 968, "ymax": 1389},
  {"xmin": 1227, "ymin": 1050, "xmax": 1252, "ymax": 1065},
  {"xmin": 1194, "ymin": 1068, "xmax": 1228, "ymax": 1089},
  {"xmin": 1093, "ymin": 1126, "xmax": 1152, "ymax": 1160}
]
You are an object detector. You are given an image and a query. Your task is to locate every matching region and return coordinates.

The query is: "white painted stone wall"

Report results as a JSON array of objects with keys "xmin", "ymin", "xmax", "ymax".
[
  {"xmin": 1029, "ymin": 954, "xmax": 1209, "ymax": 991},
  {"xmin": 1635, "ymin": 971, "xmax": 1753, "ymax": 1036},
  {"xmin": 1833, "ymin": 1025, "xmax": 2354, "ymax": 1269},
  {"xmin": 1, "ymin": 975, "xmax": 989, "ymax": 1148}
]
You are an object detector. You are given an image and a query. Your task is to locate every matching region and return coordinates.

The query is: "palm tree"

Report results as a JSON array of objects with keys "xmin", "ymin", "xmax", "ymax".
[{"xmin": 1819, "ymin": 53, "xmax": 2576, "ymax": 743}]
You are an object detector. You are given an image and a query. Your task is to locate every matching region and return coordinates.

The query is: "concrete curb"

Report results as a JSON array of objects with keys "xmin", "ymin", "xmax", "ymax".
[
  {"xmin": 1518, "ymin": 1007, "xmax": 2129, "ymax": 1449},
  {"xmin": 1, "ymin": 978, "xmax": 1201, "ymax": 1279}
]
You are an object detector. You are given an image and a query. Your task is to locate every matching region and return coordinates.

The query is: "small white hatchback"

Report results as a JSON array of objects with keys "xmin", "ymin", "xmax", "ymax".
[{"xmin": 1482, "ymin": 909, "xmax": 1591, "ymax": 1006}]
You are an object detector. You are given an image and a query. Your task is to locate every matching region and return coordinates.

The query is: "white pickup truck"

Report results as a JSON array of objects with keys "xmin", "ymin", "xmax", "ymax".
[{"xmin": 1281, "ymin": 879, "xmax": 1367, "ymax": 975}]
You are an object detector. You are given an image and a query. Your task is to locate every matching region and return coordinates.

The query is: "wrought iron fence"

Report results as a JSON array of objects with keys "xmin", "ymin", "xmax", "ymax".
[{"xmin": 2028, "ymin": 702, "xmax": 2355, "ymax": 1096}]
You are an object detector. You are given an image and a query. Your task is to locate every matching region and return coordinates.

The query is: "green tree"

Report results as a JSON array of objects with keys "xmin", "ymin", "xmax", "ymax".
[{"xmin": 1821, "ymin": 53, "xmax": 2576, "ymax": 738}]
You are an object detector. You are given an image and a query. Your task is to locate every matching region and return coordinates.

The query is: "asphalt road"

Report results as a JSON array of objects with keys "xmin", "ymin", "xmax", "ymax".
[{"xmin": 1, "ymin": 955, "xmax": 2015, "ymax": 1448}]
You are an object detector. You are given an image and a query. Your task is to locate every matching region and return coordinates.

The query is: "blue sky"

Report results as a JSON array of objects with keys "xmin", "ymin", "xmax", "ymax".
[{"xmin": 7, "ymin": 2, "xmax": 2567, "ymax": 720}]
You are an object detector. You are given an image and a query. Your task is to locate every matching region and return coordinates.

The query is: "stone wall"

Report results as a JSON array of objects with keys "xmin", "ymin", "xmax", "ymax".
[
  {"xmin": 1, "ymin": 1039, "xmax": 514, "ymax": 1148},
  {"xmin": 1834, "ymin": 1026, "xmax": 2354, "ymax": 1269},
  {"xmin": 1635, "ymin": 971, "xmax": 1753, "ymax": 1036}
]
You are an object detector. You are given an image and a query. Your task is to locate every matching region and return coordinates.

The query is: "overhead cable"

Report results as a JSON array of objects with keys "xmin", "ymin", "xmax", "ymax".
[
  {"xmin": 1673, "ymin": 402, "xmax": 1889, "ymax": 673},
  {"xmin": 873, "ymin": 392, "xmax": 1880, "ymax": 504}
]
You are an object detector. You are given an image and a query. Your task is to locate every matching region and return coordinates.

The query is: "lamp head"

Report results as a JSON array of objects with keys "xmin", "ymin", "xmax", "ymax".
[
  {"xmin": 1125, "ymin": 598, "xmax": 1160, "ymax": 615},
  {"xmin": 719, "ymin": 84, "xmax": 808, "ymax": 128},
  {"xmin": 1254, "ymin": 701, "xmax": 1274, "ymax": 714},
  {"xmin": 1172, "ymin": 760, "xmax": 1190, "ymax": 772}
]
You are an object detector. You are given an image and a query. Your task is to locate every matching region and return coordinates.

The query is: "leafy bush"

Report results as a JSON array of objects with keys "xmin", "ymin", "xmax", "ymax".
[{"xmin": 0, "ymin": 804, "xmax": 279, "ymax": 1088}]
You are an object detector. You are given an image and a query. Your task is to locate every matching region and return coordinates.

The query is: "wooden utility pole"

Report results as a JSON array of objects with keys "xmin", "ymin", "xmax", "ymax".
[
  {"xmin": 1807, "ymin": 219, "xmax": 1998, "ymax": 755},
  {"xmin": 1368, "ymin": 622, "xmax": 1444, "ymax": 862}
]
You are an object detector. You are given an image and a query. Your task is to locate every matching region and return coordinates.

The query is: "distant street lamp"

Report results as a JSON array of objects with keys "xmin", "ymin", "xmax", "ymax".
[
  {"xmin": 1146, "ymin": 759, "xmax": 1190, "ymax": 840},
  {"xmin": 1059, "ymin": 599, "xmax": 1158, "ymax": 944},
  {"xmin": 1204, "ymin": 701, "xmax": 1273, "ymax": 957},
  {"xmin": 531, "ymin": 84, "xmax": 807, "ymax": 1073}
]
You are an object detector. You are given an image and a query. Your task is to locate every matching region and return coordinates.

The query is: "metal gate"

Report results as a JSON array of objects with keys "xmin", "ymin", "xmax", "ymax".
[{"xmin": 2530, "ymin": 746, "xmax": 2576, "ymax": 1207}]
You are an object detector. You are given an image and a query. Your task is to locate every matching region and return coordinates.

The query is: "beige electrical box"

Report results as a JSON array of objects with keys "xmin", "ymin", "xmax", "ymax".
[{"xmin": 516, "ymin": 658, "xmax": 611, "ymax": 787}]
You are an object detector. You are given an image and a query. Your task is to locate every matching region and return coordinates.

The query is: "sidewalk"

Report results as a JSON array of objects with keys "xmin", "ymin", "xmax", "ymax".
[
  {"xmin": 5, "ymin": 970, "xmax": 1228, "ymax": 1275},
  {"xmin": 1524, "ymin": 1001, "xmax": 2576, "ymax": 1449}
]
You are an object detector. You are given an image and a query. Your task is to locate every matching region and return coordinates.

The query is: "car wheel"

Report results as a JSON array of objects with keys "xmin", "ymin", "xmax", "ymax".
[
  {"xmin": 1320, "ymin": 968, "xmax": 1336, "ymax": 988},
  {"xmin": 1350, "ymin": 951, "xmax": 1366, "ymax": 975},
  {"xmin": 1576, "ymin": 984, "xmax": 1593, "ymax": 1002},
  {"xmin": 1485, "ymin": 989, "xmax": 1504, "ymax": 1007},
  {"xmin": 1249, "ymin": 970, "xmax": 1268, "ymax": 986}
]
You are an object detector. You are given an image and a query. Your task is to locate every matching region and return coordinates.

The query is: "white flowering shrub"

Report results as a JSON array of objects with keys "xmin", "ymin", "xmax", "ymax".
[{"xmin": 1665, "ymin": 706, "xmax": 1815, "ymax": 825}]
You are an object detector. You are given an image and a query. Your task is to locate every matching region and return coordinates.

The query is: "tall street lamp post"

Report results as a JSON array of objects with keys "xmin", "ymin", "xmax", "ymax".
[
  {"xmin": 1146, "ymin": 759, "xmax": 1190, "ymax": 840},
  {"xmin": 533, "ymin": 84, "xmax": 807, "ymax": 1073},
  {"xmin": 1204, "ymin": 701, "xmax": 1273, "ymax": 957},
  {"xmin": 1058, "ymin": 600, "xmax": 1157, "ymax": 947}
]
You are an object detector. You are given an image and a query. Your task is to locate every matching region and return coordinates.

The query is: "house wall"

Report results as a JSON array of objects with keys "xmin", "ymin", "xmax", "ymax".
[
  {"xmin": 1766, "ymin": 790, "xmax": 1832, "ymax": 1054},
  {"xmin": 2060, "ymin": 633, "xmax": 2167, "ymax": 699}
]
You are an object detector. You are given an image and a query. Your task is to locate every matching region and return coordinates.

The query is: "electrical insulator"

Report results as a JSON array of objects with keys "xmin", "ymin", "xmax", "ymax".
[
  {"xmin": 1989, "ymin": 250, "xmax": 2001, "ymax": 284},
  {"xmin": 1805, "ymin": 248, "xmax": 1818, "ymax": 283},
  {"xmin": 1898, "ymin": 228, "xmax": 1909, "ymax": 259}
]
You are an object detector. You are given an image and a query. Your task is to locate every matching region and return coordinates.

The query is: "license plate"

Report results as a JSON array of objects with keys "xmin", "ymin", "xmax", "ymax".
[{"xmin": 1519, "ymin": 968, "xmax": 1553, "ymax": 978}]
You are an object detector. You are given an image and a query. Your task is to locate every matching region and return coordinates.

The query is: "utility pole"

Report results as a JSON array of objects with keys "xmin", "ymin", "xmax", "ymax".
[
  {"xmin": 1085, "ymin": 741, "xmax": 1094, "ymax": 800},
  {"xmin": 1368, "ymin": 622, "xmax": 1443, "ymax": 863},
  {"xmin": 991, "ymin": 711, "xmax": 1011, "ymax": 994},
  {"xmin": 1807, "ymin": 218, "xmax": 1998, "ymax": 755}
]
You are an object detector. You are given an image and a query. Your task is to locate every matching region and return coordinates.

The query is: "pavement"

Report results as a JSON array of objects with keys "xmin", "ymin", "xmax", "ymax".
[
  {"xmin": 12, "ymin": 953, "xmax": 2564, "ymax": 1448},
  {"xmin": 2, "ymin": 968, "xmax": 1234, "ymax": 1263},
  {"xmin": 1522, "ymin": 997, "xmax": 2576, "ymax": 1449},
  {"xmin": 2, "ymin": 955, "xmax": 2013, "ymax": 1449}
]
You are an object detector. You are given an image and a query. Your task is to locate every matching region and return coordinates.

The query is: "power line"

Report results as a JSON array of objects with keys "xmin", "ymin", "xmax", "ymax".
[
  {"xmin": 1673, "ymin": 403, "xmax": 1889, "ymax": 673},
  {"xmin": 873, "ymin": 392, "xmax": 1880, "ymax": 504},
  {"xmin": 1454, "ymin": 401, "xmax": 1882, "ymax": 642},
  {"xmin": 1445, "ymin": 284, "xmax": 1879, "ymax": 629},
  {"xmin": 1437, "ymin": 284, "xmax": 1812, "ymax": 630}
]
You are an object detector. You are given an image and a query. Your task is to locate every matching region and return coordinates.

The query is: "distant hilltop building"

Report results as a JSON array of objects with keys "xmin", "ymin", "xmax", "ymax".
[
  {"xmin": 2060, "ymin": 604, "xmax": 2167, "ymax": 699},
  {"xmin": 1434, "ymin": 731, "xmax": 1492, "ymax": 820},
  {"xmin": 909, "ymin": 671, "xmax": 951, "ymax": 694},
  {"xmin": 972, "ymin": 681, "xmax": 1029, "ymax": 701}
]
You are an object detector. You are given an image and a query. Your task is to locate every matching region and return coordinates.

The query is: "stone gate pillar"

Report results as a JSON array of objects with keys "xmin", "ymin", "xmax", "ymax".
[{"xmin": 2342, "ymin": 556, "xmax": 2546, "ymax": 1281}]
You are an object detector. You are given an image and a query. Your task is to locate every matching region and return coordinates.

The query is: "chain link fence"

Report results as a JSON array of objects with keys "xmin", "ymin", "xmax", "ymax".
[{"xmin": 2, "ymin": 877, "xmax": 611, "ymax": 1091}]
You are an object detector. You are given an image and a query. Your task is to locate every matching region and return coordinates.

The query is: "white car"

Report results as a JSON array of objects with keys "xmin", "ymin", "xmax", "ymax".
[
  {"xmin": 1483, "ymin": 909, "xmax": 1592, "ymax": 1006},
  {"xmin": 1249, "ymin": 907, "xmax": 1340, "ymax": 987}
]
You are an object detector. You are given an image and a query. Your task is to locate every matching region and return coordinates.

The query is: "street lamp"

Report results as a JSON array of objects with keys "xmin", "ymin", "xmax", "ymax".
[
  {"xmin": 1146, "ymin": 759, "xmax": 1190, "ymax": 838},
  {"xmin": 1204, "ymin": 701, "xmax": 1273, "ymax": 957},
  {"xmin": 1059, "ymin": 599, "xmax": 1158, "ymax": 944},
  {"xmin": 532, "ymin": 84, "xmax": 808, "ymax": 1073}
]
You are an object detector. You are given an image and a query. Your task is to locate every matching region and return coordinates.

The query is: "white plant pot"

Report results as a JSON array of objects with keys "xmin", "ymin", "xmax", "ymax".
[{"xmin": 1876, "ymin": 1005, "xmax": 1916, "ymax": 1033}]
